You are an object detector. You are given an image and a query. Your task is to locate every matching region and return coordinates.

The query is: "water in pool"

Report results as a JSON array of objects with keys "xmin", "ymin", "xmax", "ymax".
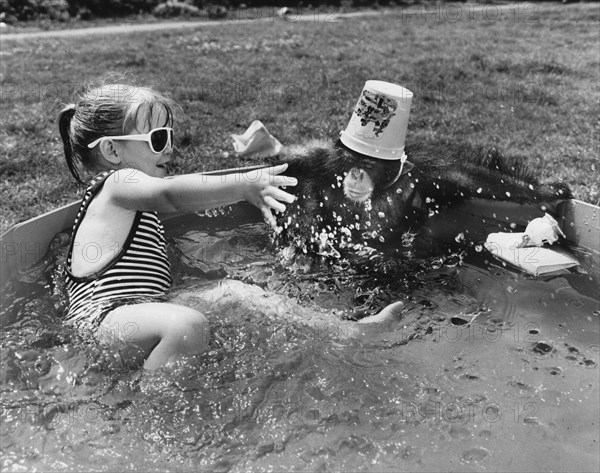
[{"xmin": 1, "ymin": 211, "xmax": 599, "ymax": 472}]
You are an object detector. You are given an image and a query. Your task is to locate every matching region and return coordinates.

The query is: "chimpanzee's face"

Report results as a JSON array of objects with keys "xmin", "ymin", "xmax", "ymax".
[
  {"xmin": 342, "ymin": 157, "xmax": 414, "ymax": 204},
  {"xmin": 343, "ymin": 166, "xmax": 374, "ymax": 203}
]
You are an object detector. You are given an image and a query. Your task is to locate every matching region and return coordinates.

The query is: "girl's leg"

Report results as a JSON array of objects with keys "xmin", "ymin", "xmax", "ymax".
[{"xmin": 97, "ymin": 302, "xmax": 209, "ymax": 370}]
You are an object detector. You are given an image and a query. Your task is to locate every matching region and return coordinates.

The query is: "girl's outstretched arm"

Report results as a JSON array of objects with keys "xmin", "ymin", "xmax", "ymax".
[{"xmin": 104, "ymin": 164, "xmax": 297, "ymax": 228}]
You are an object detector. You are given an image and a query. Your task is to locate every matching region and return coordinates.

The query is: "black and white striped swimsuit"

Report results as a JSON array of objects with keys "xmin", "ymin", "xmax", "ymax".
[{"xmin": 64, "ymin": 170, "xmax": 172, "ymax": 327}]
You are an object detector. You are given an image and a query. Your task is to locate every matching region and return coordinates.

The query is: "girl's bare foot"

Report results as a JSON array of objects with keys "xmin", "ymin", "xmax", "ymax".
[{"xmin": 357, "ymin": 301, "xmax": 405, "ymax": 324}]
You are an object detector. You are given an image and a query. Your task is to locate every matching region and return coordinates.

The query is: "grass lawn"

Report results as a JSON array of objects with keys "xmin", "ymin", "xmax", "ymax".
[{"xmin": 1, "ymin": 1, "xmax": 598, "ymax": 234}]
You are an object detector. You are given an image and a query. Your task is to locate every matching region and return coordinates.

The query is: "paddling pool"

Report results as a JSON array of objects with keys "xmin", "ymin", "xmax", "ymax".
[{"xmin": 1, "ymin": 203, "xmax": 599, "ymax": 473}]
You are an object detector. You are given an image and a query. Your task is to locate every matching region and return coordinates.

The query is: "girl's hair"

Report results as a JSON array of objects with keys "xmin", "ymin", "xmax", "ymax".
[{"xmin": 58, "ymin": 78, "xmax": 178, "ymax": 183}]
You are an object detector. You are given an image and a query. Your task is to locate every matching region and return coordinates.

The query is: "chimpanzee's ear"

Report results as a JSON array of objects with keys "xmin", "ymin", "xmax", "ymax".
[{"xmin": 401, "ymin": 160, "xmax": 414, "ymax": 175}]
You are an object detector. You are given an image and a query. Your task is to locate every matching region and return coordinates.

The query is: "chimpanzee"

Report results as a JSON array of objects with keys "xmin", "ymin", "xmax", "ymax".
[{"xmin": 272, "ymin": 139, "xmax": 572, "ymax": 257}]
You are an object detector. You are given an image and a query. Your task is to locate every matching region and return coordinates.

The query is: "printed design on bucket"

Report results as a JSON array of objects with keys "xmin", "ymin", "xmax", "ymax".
[
  {"xmin": 353, "ymin": 90, "xmax": 398, "ymax": 139},
  {"xmin": 340, "ymin": 80, "xmax": 413, "ymax": 160}
]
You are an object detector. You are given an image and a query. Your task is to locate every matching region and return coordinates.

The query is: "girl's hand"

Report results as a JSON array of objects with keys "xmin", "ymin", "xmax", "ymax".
[{"xmin": 241, "ymin": 164, "xmax": 298, "ymax": 228}]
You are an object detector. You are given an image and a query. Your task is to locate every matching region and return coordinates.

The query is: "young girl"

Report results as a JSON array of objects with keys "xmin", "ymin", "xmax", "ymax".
[{"xmin": 59, "ymin": 80, "xmax": 297, "ymax": 370}]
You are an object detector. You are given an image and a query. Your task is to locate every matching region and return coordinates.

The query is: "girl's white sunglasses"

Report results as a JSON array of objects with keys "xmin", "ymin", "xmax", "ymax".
[{"xmin": 87, "ymin": 127, "xmax": 174, "ymax": 154}]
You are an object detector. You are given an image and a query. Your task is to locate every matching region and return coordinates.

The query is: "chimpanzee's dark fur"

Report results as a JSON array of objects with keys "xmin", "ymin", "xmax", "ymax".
[{"xmin": 273, "ymin": 140, "xmax": 572, "ymax": 255}]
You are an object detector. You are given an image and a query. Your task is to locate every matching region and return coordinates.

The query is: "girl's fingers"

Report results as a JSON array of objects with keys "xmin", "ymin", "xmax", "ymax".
[
  {"xmin": 267, "ymin": 163, "xmax": 288, "ymax": 176},
  {"xmin": 266, "ymin": 164, "xmax": 297, "ymax": 186},
  {"xmin": 272, "ymin": 175, "xmax": 298, "ymax": 187},
  {"xmin": 249, "ymin": 164, "xmax": 297, "ymax": 227},
  {"xmin": 264, "ymin": 196, "xmax": 286, "ymax": 214},
  {"xmin": 267, "ymin": 187, "xmax": 296, "ymax": 204},
  {"xmin": 261, "ymin": 206, "xmax": 277, "ymax": 228}
]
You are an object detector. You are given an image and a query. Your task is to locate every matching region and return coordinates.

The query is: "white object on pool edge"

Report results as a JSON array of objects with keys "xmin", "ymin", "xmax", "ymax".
[
  {"xmin": 485, "ymin": 232, "xmax": 579, "ymax": 277},
  {"xmin": 518, "ymin": 213, "xmax": 566, "ymax": 248}
]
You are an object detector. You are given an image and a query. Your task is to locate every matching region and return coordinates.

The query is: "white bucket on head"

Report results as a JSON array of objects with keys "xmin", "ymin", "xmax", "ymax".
[{"xmin": 340, "ymin": 80, "xmax": 413, "ymax": 161}]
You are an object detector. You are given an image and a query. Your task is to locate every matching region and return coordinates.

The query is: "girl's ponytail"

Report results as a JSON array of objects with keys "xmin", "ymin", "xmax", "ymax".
[{"xmin": 58, "ymin": 104, "xmax": 83, "ymax": 183}]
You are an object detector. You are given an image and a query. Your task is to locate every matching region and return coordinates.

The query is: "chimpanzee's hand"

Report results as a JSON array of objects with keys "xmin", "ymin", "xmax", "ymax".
[{"xmin": 241, "ymin": 164, "xmax": 297, "ymax": 229}]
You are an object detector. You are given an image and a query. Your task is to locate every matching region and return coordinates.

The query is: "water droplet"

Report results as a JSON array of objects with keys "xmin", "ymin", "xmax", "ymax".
[
  {"xmin": 477, "ymin": 188, "xmax": 482, "ymax": 194},
  {"xmin": 475, "ymin": 245, "xmax": 483, "ymax": 252},
  {"xmin": 396, "ymin": 188, "xmax": 403, "ymax": 194},
  {"xmin": 455, "ymin": 232, "xmax": 465, "ymax": 242},
  {"xmin": 378, "ymin": 212, "xmax": 385, "ymax": 218},
  {"xmin": 533, "ymin": 342, "xmax": 553, "ymax": 355},
  {"xmin": 505, "ymin": 191, "xmax": 511, "ymax": 197}
]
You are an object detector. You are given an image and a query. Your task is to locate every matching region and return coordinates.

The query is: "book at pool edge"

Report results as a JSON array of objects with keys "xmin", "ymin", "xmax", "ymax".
[{"xmin": 484, "ymin": 232, "xmax": 579, "ymax": 277}]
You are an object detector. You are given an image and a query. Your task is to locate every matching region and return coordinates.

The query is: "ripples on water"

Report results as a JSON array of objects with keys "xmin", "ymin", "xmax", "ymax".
[{"xmin": 1, "ymin": 219, "xmax": 599, "ymax": 472}]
